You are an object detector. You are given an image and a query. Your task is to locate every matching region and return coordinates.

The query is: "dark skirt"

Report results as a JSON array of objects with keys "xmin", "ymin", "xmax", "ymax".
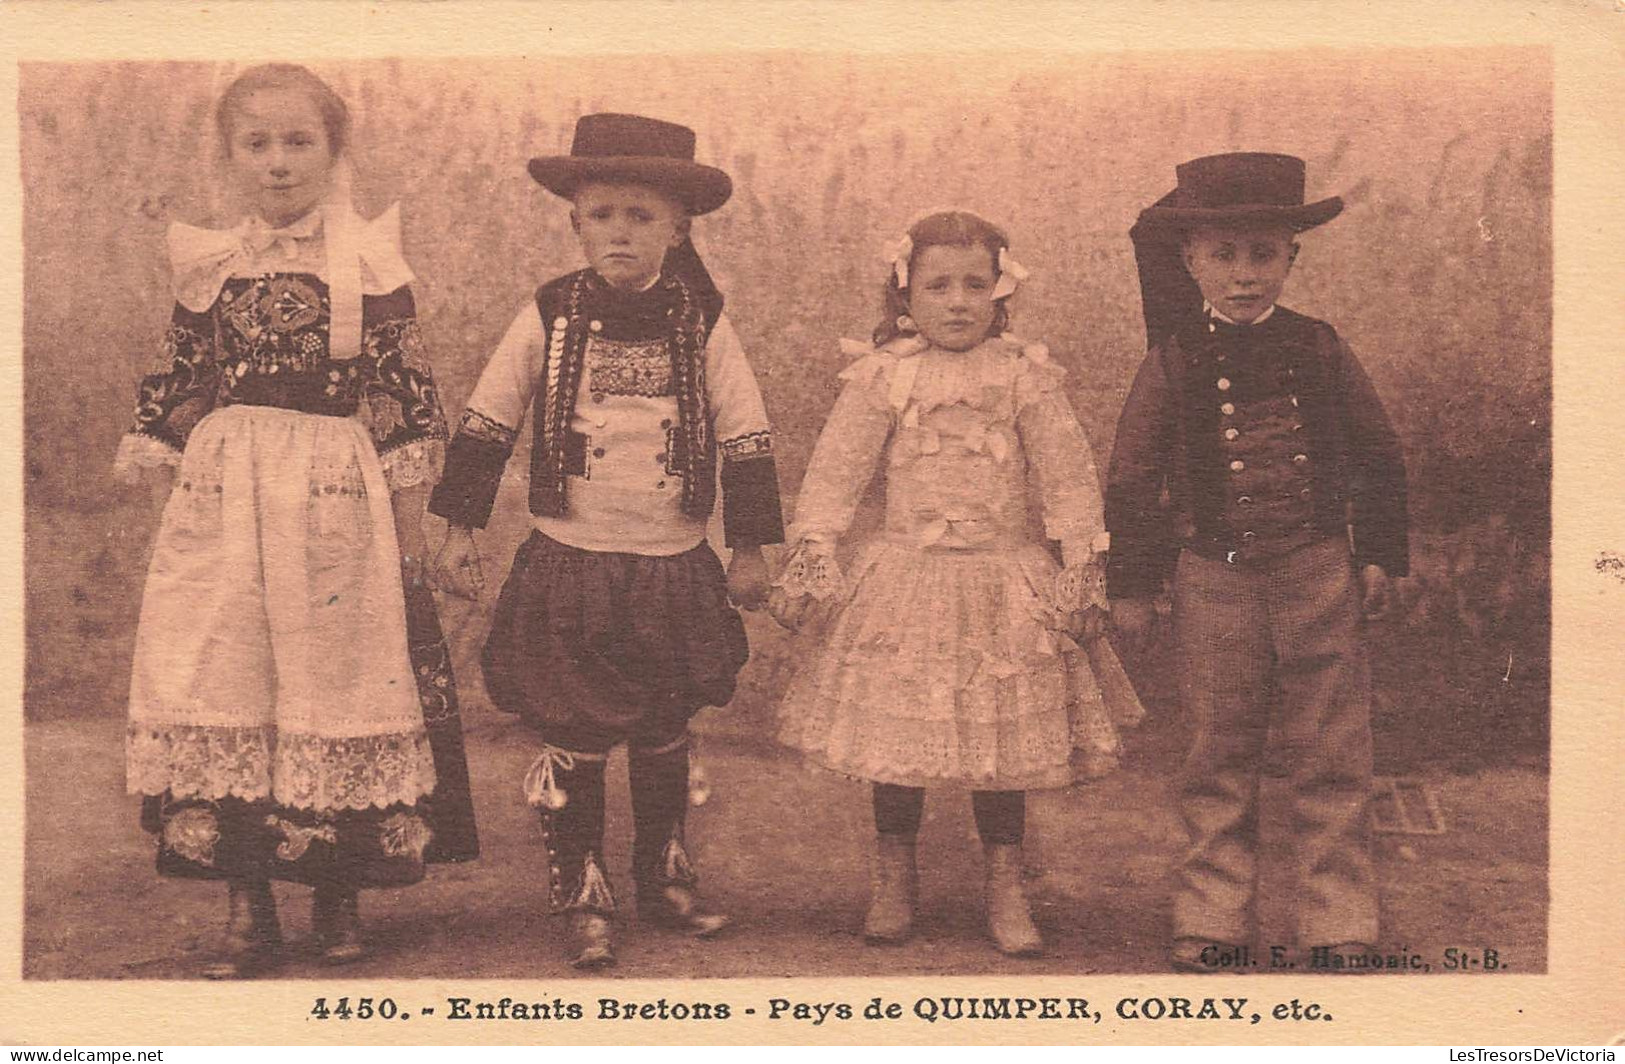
[
  {"xmin": 482, "ymin": 531, "xmax": 749, "ymax": 743},
  {"xmin": 140, "ymin": 579, "xmax": 480, "ymax": 886}
]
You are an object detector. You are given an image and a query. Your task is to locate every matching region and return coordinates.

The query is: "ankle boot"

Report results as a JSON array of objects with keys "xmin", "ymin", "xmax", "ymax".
[
  {"xmin": 630, "ymin": 736, "xmax": 729, "ymax": 938},
  {"xmin": 527, "ymin": 745, "xmax": 616, "ymax": 968},
  {"xmin": 864, "ymin": 833, "xmax": 918, "ymax": 945},
  {"xmin": 312, "ymin": 884, "xmax": 366, "ymax": 965},
  {"xmin": 635, "ymin": 830, "xmax": 730, "ymax": 937},
  {"xmin": 984, "ymin": 843, "xmax": 1043, "ymax": 957},
  {"xmin": 562, "ymin": 853, "xmax": 617, "ymax": 969},
  {"xmin": 202, "ymin": 878, "xmax": 282, "ymax": 979}
]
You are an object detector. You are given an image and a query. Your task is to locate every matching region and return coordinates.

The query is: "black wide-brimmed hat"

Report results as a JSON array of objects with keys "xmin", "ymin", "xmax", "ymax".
[
  {"xmin": 1134, "ymin": 152, "xmax": 1343, "ymax": 231},
  {"xmin": 1129, "ymin": 153, "xmax": 1342, "ymax": 343},
  {"xmin": 528, "ymin": 113, "xmax": 733, "ymax": 215}
]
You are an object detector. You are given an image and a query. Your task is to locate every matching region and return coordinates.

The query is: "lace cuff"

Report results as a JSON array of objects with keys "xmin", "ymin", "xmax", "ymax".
[
  {"xmin": 379, "ymin": 437, "xmax": 446, "ymax": 492},
  {"xmin": 772, "ymin": 540, "xmax": 847, "ymax": 602},
  {"xmin": 1052, "ymin": 555, "xmax": 1109, "ymax": 614},
  {"xmin": 113, "ymin": 433, "xmax": 182, "ymax": 484}
]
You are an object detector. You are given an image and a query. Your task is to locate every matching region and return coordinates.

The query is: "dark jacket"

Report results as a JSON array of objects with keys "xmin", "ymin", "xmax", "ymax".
[{"xmin": 1104, "ymin": 306, "xmax": 1409, "ymax": 599}]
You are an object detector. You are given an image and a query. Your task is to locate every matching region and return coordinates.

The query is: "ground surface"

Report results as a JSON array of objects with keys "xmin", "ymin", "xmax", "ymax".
[{"xmin": 25, "ymin": 705, "xmax": 1547, "ymax": 981}]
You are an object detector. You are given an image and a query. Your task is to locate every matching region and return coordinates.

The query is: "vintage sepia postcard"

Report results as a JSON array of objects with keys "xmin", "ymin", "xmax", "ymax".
[{"xmin": 2, "ymin": 0, "xmax": 1622, "ymax": 1048}]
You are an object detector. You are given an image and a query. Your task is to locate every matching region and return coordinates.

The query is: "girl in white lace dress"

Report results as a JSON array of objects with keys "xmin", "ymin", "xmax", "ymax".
[
  {"xmin": 114, "ymin": 64, "xmax": 476, "ymax": 978},
  {"xmin": 771, "ymin": 211, "xmax": 1143, "ymax": 957}
]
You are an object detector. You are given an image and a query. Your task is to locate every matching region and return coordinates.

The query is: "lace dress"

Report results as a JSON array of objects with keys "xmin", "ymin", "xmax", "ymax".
[
  {"xmin": 775, "ymin": 334, "xmax": 1143, "ymax": 790},
  {"xmin": 113, "ymin": 209, "xmax": 475, "ymax": 884}
]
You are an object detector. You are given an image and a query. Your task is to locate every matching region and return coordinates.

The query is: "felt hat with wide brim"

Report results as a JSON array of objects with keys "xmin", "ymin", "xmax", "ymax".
[
  {"xmin": 1134, "ymin": 152, "xmax": 1343, "ymax": 232},
  {"xmin": 528, "ymin": 113, "xmax": 733, "ymax": 216}
]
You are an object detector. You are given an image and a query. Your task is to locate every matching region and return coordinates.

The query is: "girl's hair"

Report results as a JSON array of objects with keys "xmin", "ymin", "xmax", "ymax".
[
  {"xmin": 873, "ymin": 210, "xmax": 1012, "ymax": 346},
  {"xmin": 216, "ymin": 63, "xmax": 350, "ymax": 158}
]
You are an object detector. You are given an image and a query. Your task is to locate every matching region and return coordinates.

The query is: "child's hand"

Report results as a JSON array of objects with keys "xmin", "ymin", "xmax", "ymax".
[
  {"xmin": 726, "ymin": 546, "xmax": 769, "ymax": 611},
  {"xmin": 768, "ymin": 587, "xmax": 830, "ymax": 631},
  {"xmin": 1360, "ymin": 564, "xmax": 1393, "ymax": 621},
  {"xmin": 1065, "ymin": 605, "xmax": 1109, "ymax": 644},
  {"xmin": 430, "ymin": 526, "xmax": 484, "ymax": 602},
  {"xmin": 1111, "ymin": 598, "xmax": 1157, "ymax": 650}
]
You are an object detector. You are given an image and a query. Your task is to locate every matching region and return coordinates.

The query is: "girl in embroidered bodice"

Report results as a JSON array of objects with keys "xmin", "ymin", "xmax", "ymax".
[
  {"xmin": 771, "ymin": 211, "xmax": 1144, "ymax": 957},
  {"xmin": 113, "ymin": 64, "xmax": 477, "ymax": 978}
]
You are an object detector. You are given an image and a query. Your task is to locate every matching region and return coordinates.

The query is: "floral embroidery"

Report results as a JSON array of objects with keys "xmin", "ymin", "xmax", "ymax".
[
  {"xmin": 586, "ymin": 336, "xmax": 673, "ymax": 397},
  {"xmin": 266, "ymin": 815, "xmax": 338, "ymax": 861},
  {"xmin": 263, "ymin": 276, "xmax": 323, "ymax": 333},
  {"xmin": 412, "ymin": 638, "xmax": 458, "ymax": 723},
  {"xmin": 162, "ymin": 805, "xmax": 221, "ymax": 866},
  {"xmin": 379, "ymin": 812, "xmax": 434, "ymax": 861}
]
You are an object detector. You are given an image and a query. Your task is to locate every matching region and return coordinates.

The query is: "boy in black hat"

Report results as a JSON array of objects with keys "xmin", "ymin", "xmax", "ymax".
[
  {"xmin": 1105, "ymin": 153, "xmax": 1409, "ymax": 972},
  {"xmin": 428, "ymin": 114, "xmax": 784, "ymax": 968}
]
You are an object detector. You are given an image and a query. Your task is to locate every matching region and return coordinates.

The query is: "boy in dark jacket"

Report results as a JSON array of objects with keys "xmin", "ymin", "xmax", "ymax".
[{"xmin": 1105, "ymin": 153, "xmax": 1409, "ymax": 972}]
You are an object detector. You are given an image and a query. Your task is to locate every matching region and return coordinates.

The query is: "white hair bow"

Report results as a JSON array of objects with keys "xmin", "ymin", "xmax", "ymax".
[
  {"xmin": 881, "ymin": 231, "xmax": 1031, "ymax": 299},
  {"xmin": 882, "ymin": 233, "xmax": 914, "ymax": 289},
  {"xmin": 992, "ymin": 245, "xmax": 1030, "ymax": 300}
]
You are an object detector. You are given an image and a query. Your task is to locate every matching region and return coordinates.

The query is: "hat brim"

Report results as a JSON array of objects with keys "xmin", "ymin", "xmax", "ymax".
[
  {"xmin": 527, "ymin": 156, "xmax": 733, "ymax": 215},
  {"xmin": 1135, "ymin": 195, "xmax": 1344, "ymax": 232}
]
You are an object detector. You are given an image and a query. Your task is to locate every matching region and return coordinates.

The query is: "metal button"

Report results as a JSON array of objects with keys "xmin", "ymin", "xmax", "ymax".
[
  {"xmin": 592, "ymin": 392, "xmax": 605, "ymax": 404},
  {"xmin": 1216, "ymin": 353, "xmax": 1226, "ymax": 362},
  {"xmin": 1208, "ymin": 322, "xmax": 1216, "ymax": 333},
  {"xmin": 593, "ymin": 447, "xmax": 606, "ymax": 458},
  {"xmin": 589, "ymin": 320, "xmax": 603, "ymax": 332},
  {"xmin": 1238, "ymin": 495, "xmax": 1254, "ymax": 506},
  {"xmin": 1220, "ymin": 402, "xmax": 1235, "ymax": 416},
  {"xmin": 1290, "ymin": 396, "xmax": 1299, "ymax": 407},
  {"xmin": 1293, "ymin": 453, "xmax": 1308, "ymax": 464},
  {"xmin": 1293, "ymin": 423, "xmax": 1303, "ymax": 432},
  {"xmin": 1224, "ymin": 428, "xmax": 1239, "ymax": 440},
  {"xmin": 1242, "ymin": 531, "xmax": 1256, "ymax": 542},
  {"xmin": 1217, "ymin": 378, "xmax": 1232, "ymax": 391},
  {"xmin": 1230, "ymin": 460, "xmax": 1245, "ymax": 472}
]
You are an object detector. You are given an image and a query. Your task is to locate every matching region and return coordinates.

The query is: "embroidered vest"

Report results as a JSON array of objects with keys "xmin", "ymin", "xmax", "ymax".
[{"xmin": 528, "ymin": 269, "xmax": 724, "ymax": 521}]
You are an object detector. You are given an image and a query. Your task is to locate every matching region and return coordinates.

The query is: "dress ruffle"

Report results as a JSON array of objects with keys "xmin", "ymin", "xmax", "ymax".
[{"xmin": 777, "ymin": 541, "xmax": 1142, "ymax": 789}]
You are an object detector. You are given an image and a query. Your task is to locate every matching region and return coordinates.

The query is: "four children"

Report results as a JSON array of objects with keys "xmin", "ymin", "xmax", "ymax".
[{"xmin": 117, "ymin": 78, "xmax": 1408, "ymax": 974}]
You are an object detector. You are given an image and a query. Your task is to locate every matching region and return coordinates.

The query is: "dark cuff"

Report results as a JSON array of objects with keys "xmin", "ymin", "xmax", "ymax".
[
  {"xmin": 1352, "ymin": 527, "xmax": 1410, "ymax": 579},
  {"xmin": 428, "ymin": 434, "xmax": 510, "ymax": 530},
  {"xmin": 721, "ymin": 455, "xmax": 786, "ymax": 548}
]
